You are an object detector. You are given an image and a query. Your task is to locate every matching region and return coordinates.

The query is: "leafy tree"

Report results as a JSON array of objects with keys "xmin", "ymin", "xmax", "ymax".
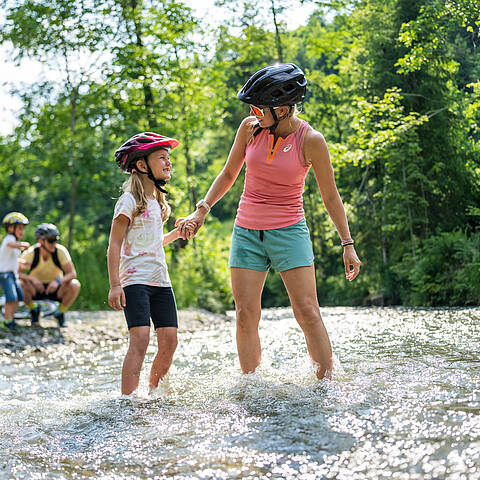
[{"xmin": 1, "ymin": 0, "xmax": 117, "ymax": 248}]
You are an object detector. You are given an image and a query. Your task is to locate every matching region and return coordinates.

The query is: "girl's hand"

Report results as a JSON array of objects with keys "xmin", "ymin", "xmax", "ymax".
[
  {"xmin": 343, "ymin": 246, "xmax": 361, "ymax": 281},
  {"xmin": 108, "ymin": 285, "xmax": 126, "ymax": 310}
]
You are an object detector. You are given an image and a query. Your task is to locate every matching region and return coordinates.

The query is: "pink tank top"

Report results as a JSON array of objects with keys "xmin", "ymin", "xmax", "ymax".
[{"xmin": 235, "ymin": 120, "xmax": 310, "ymax": 230}]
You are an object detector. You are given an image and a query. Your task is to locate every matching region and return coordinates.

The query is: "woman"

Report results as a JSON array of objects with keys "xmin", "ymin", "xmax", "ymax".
[{"xmin": 180, "ymin": 63, "xmax": 361, "ymax": 379}]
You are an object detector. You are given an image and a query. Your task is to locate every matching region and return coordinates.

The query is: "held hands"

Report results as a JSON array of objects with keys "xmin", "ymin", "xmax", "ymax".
[
  {"xmin": 108, "ymin": 285, "xmax": 126, "ymax": 311},
  {"xmin": 343, "ymin": 245, "xmax": 361, "ymax": 281},
  {"xmin": 175, "ymin": 218, "xmax": 197, "ymax": 240},
  {"xmin": 176, "ymin": 212, "xmax": 205, "ymax": 240},
  {"xmin": 19, "ymin": 241, "xmax": 30, "ymax": 251}
]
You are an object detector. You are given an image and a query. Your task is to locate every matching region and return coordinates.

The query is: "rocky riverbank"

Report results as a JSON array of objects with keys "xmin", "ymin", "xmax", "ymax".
[{"xmin": 0, "ymin": 309, "xmax": 231, "ymax": 356}]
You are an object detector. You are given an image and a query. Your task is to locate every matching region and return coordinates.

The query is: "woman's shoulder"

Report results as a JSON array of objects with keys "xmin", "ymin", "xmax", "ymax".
[
  {"xmin": 303, "ymin": 123, "xmax": 325, "ymax": 143},
  {"xmin": 240, "ymin": 116, "xmax": 264, "ymax": 144},
  {"xmin": 303, "ymin": 124, "xmax": 328, "ymax": 151},
  {"xmin": 301, "ymin": 124, "xmax": 329, "ymax": 166},
  {"xmin": 238, "ymin": 116, "xmax": 258, "ymax": 134}
]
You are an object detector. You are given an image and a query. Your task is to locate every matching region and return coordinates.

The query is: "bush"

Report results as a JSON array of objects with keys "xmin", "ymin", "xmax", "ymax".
[{"xmin": 403, "ymin": 231, "xmax": 480, "ymax": 306}]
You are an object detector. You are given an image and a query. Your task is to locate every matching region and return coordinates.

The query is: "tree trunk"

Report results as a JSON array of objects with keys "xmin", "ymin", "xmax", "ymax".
[
  {"xmin": 184, "ymin": 136, "xmax": 198, "ymax": 211},
  {"xmin": 130, "ymin": 0, "xmax": 157, "ymax": 129},
  {"xmin": 402, "ymin": 159, "xmax": 416, "ymax": 260},
  {"xmin": 67, "ymin": 85, "xmax": 79, "ymax": 251},
  {"xmin": 270, "ymin": 0, "xmax": 284, "ymax": 62}
]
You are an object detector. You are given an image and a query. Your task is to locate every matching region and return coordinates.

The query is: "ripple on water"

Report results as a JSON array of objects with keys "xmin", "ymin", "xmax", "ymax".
[{"xmin": 1, "ymin": 307, "xmax": 480, "ymax": 479}]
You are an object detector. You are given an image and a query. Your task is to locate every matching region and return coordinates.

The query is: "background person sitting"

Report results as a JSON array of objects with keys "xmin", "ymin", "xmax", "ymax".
[
  {"xmin": 19, "ymin": 223, "xmax": 81, "ymax": 327},
  {"xmin": 0, "ymin": 212, "xmax": 30, "ymax": 331}
]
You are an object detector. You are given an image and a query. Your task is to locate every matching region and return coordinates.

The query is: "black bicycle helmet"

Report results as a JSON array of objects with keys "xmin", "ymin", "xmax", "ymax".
[
  {"xmin": 237, "ymin": 63, "xmax": 307, "ymax": 107},
  {"xmin": 35, "ymin": 223, "xmax": 60, "ymax": 239}
]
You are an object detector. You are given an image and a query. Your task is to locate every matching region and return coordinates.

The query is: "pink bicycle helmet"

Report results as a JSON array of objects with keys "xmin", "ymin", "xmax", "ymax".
[{"xmin": 115, "ymin": 132, "xmax": 179, "ymax": 172}]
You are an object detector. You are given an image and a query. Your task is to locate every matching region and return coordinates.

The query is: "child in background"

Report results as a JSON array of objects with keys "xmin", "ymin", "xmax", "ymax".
[
  {"xmin": 108, "ymin": 132, "xmax": 195, "ymax": 396},
  {"xmin": 0, "ymin": 212, "xmax": 30, "ymax": 331}
]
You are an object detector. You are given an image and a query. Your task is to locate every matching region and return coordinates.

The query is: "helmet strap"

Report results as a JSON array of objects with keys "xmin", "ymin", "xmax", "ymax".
[
  {"xmin": 268, "ymin": 107, "xmax": 280, "ymax": 134},
  {"xmin": 138, "ymin": 157, "xmax": 168, "ymax": 194}
]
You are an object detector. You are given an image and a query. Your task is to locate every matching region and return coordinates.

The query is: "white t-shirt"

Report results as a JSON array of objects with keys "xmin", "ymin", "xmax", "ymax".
[
  {"xmin": 0, "ymin": 234, "xmax": 21, "ymax": 273},
  {"xmin": 113, "ymin": 192, "xmax": 171, "ymax": 288}
]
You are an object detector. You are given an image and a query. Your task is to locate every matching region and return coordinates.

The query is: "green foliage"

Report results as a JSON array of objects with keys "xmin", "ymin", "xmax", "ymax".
[
  {"xmin": 396, "ymin": 231, "xmax": 480, "ymax": 306},
  {"xmin": 0, "ymin": 0, "xmax": 479, "ymax": 310},
  {"xmin": 396, "ymin": 0, "xmax": 480, "ymax": 75}
]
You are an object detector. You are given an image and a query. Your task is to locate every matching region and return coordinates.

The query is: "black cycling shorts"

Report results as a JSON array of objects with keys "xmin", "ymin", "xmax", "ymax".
[
  {"xmin": 123, "ymin": 284, "xmax": 178, "ymax": 330},
  {"xmin": 33, "ymin": 283, "xmax": 61, "ymax": 302}
]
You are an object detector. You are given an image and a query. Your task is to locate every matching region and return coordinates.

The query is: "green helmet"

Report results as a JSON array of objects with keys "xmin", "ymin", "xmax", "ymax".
[{"xmin": 2, "ymin": 212, "xmax": 29, "ymax": 226}]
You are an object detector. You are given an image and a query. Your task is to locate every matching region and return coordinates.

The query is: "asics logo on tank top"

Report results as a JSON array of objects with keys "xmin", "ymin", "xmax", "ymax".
[{"xmin": 283, "ymin": 144, "xmax": 293, "ymax": 152}]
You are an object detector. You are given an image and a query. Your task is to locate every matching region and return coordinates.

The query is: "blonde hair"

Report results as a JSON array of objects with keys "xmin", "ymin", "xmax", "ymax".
[{"xmin": 122, "ymin": 172, "xmax": 171, "ymax": 222}]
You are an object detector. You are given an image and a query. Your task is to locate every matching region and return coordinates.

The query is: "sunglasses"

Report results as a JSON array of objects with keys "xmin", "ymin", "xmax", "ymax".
[
  {"xmin": 45, "ymin": 237, "xmax": 59, "ymax": 244},
  {"xmin": 249, "ymin": 105, "xmax": 281, "ymax": 118}
]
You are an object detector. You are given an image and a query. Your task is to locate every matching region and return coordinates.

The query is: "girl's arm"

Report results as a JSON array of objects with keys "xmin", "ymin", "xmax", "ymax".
[
  {"xmin": 178, "ymin": 117, "xmax": 252, "ymax": 238},
  {"xmin": 305, "ymin": 128, "xmax": 361, "ymax": 281},
  {"xmin": 107, "ymin": 214, "xmax": 129, "ymax": 310},
  {"xmin": 7, "ymin": 240, "xmax": 30, "ymax": 251},
  {"xmin": 163, "ymin": 228, "xmax": 181, "ymax": 246},
  {"xmin": 163, "ymin": 220, "xmax": 197, "ymax": 245}
]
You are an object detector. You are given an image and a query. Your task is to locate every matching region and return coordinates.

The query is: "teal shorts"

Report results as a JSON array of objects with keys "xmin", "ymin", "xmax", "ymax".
[{"xmin": 229, "ymin": 219, "xmax": 314, "ymax": 272}]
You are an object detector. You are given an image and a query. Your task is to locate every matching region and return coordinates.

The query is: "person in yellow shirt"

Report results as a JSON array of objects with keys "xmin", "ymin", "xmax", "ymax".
[{"xmin": 19, "ymin": 223, "xmax": 81, "ymax": 327}]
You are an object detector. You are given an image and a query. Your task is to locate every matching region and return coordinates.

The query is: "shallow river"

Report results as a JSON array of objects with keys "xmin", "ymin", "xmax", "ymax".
[{"xmin": 1, "ymin": 307, "xmax": 480, "ymax": 479}]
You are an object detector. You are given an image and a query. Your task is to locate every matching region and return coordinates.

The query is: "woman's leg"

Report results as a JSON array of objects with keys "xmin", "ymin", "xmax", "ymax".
[
  {"xmin": 231, "ymin": 267, "xmax": 268, "ymax": 374},
  {"xmin": 280, "ymin": 265, "xmax": 334, "ymax": 379},
  {"xmin": 121, "ymin": 326, "xmax": 150, "ymax": 395},
  {"xmin": 149, "ymin": 327, "xmax": 178, "ymax": 390}
]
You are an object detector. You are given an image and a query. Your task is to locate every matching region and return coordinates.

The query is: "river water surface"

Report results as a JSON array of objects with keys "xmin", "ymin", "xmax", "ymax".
[{"xmin": 1, "ymin": 307, "xmax": 479, "ymax": 479}]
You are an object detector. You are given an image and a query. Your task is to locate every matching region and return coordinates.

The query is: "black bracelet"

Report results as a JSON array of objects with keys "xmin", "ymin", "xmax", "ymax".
[{"xmin": 342, "ymin": 241, "xmax": 355, "ymax": 247}]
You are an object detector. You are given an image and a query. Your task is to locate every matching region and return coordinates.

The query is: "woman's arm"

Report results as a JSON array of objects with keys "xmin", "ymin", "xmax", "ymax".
[
  {"xmin": 107, "ymin": 214, "xmax": 129, "ymax": 309},
  {"xmin": 305, "ymin": 129, "xmax": 361, "ymax": 281},
  {"xmin": 178, "ymin": 117, "xmax": 252, "ymax": 238}
]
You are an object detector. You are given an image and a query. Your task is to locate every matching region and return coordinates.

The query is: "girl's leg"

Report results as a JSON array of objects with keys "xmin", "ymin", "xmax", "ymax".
[
  {"xmin": 3, "ymin": 301, "xmax": 18, "ymax": 321},
  {"xmin": 280, "ymin": 265, "xmax": 334, "ymax": 379},
  {"xmin": 121, "ymin": 326, "xmax": 150, "ymax": 395},
  {"xmin": 149, "ymin": 327, "xmax": 178, "ymax": 390},
  {"xmin": 231, "ymin": 267, "xmax": 268, "ymax": 374}
]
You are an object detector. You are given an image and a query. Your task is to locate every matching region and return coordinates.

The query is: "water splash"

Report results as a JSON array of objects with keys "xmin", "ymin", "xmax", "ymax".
[{"xmin": 1, "ymin": 307, "xmax": 480, "ymax": 479}]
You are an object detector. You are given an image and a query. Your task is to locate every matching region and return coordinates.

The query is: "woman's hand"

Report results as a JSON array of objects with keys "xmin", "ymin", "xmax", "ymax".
[
  {"xmin": 108, "ymin": 285, "xmax": 126, "ymax": 310},
  {"xmin": 343, "ymin": 246, "xmax": 361, "ymax": 281},
  {"xmin": 178, "ymin": 211, "xmax": 206, "ymax": 240}
]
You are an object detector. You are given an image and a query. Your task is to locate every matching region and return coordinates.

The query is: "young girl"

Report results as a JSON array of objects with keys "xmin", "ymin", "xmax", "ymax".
[
  {"xmin": 108, "ymin": 132, "xmax": 194, "ymax": 396},
  {"xmin": 0, "ymin": 212, "xmax": 30, "ymax": 331}
]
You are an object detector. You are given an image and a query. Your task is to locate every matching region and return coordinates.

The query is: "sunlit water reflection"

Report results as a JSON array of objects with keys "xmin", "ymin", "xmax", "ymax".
[{"xmin": 1, "ymin": 307, "xmax": 480, "ymax": 479}]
